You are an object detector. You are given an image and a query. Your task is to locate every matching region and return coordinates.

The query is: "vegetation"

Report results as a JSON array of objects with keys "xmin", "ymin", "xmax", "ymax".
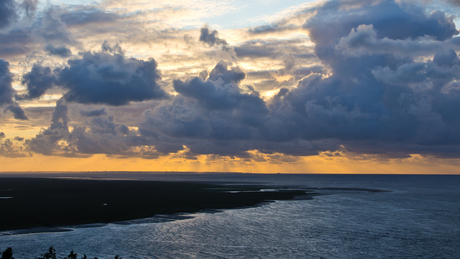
[
  {"xmin": 1, "ymin": 248, "xmax": 13, "ymax": 259},
  {"xmin": 0, "ymin": 247, "xmax": 121, "ymax": 259}
]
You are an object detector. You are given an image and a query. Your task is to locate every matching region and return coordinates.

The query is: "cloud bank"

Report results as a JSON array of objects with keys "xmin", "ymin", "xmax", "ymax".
[{"xmin": 2, "ymin": 0, "xmax": 460, "ymax": 164}]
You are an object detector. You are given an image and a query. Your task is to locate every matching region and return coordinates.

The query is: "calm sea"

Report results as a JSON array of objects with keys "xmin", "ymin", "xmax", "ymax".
[{"xmin": 1, "ymin": 174, "xmax": 459, "ymax": 258}]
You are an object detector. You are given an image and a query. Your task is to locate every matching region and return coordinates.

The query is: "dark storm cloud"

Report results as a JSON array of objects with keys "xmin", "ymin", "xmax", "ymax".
[
  {"xmin": 14, "ymin": 136, "xmax": 24, "ymax": 141},
  {"xmin": 17, "ymin": 65, "xmax": 57, "ymax": 100},
  {"xmin": 22, "ymin": 43, "xmax": 168, "ymax": 105},
  {"xmin": 45, "ymin": 44, "xmax": 72, "ymax": 57},
  {"xmin": 199, "ymin": 25, "xmax": 228, "ymax": 47},
  {"xmin": 173, "ymin": 61, "xmax": 259, "ymax": 114},
  {"xmin": 60, "ymin": 9, "xmax": 119, "ymax": 27},
  {"xmin": 60, "ymin": 51, "xmax": 167, "ymax": 105},
  {"xmin": 0, "ymin": 0, "xmax": 17, "ymax": 29},
  {"xmin": 80, "ymin": 108, "xmax": 107, "ymax": 117},
  {"xmin": 174, "ymin": 77, "xmax": 248, "ymax": 110},
  {"xmin": 139, "ymin": 61, "xmax": 270, "ymax": 155}
]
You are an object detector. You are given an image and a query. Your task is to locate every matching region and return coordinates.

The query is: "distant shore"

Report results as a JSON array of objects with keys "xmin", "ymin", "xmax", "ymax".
[{"xmin": 0, "ymin": 178, "xmax": 311, "ymax": 232}]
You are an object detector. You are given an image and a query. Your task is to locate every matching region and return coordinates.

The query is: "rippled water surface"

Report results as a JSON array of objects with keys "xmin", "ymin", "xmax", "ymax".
[{"xmin": 1, "ymin": 174, "xmax": 459, "ymax": 258}]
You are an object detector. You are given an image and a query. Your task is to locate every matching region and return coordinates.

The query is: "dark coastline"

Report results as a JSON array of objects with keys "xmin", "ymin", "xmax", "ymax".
[{"xmin": 0, "ymin": 178, "xmax": 311, "ymax": 232}]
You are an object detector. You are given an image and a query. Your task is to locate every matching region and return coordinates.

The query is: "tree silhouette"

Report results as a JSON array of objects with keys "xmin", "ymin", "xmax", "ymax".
[
  {"xmin": 1, "ymin": 247, "xmax": 14, "ymax": 259},
  {"xmin": 36, "ymin": 246, "xmax": 57, "ymax": 259},
  {"xmin": 2, "ymin": 247, "xmax": 121, "ymax": 259},
  {"xmin": 64, "ymin": 251, "xmax": 77, "ymax": 259}
]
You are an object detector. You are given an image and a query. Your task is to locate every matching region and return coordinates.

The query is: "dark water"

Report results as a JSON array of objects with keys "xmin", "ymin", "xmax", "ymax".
[{"xmin": 1, "ymin": 174, "xmax": 459, "ymax": 258}]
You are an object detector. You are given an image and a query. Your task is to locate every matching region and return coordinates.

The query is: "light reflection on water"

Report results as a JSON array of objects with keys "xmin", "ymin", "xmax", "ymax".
[{"xmin": 1, "ymin": 174, "xmax": 459, "ymax": 259}]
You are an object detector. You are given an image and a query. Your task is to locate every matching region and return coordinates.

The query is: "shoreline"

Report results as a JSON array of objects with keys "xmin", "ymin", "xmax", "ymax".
[{"xmin": 0, "ymin": 178, "xmax": 312, "ymax": 232}]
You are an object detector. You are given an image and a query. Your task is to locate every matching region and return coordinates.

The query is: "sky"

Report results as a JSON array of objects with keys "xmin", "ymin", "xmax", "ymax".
[{"xmin": 2, "ymin": 0, "xmax": 460, "ymax": 173}]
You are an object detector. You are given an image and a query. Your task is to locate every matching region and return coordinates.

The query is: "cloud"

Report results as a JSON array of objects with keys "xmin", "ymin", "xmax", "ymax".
[
  {"xmin": 22, "ymin": 43, "xmax": 169, "ymax": 106},
  {"xmin": 27, "ymin": 99, "xmax": 156, "ymax": 158},
  {"xmin": 199, "ymin": 25, "xmax": 237, "ymax": 61},
  {"xmin": 7, "ymin": 0, "xmax": 460, "ymax": 160},
  {"xmin": 304, "ymin": 0, "xmax": 458, "ymax": 46},
  {"xmin": 248, "ymin": 24, "xmax": 298, "ymax": 35},
  {"xmin": 259, "ymin": 0, "xmax": 460, "ymax": 157},
  {"xmin": 4, "ymin": 104, "xmax": 29, "ymax": 120},
  {"xmin": 70, "ymin": 116, "xmax": 143, "ymax": 156},
  {"xmin": 80, "ymin": 108, "xmax": 107, "ymax": 117},
  {"xmin": 0, "ymin": 60, "xmax": 15, "ymax": 106},
  {"xmin": 138, "ymin": 61, "xmax": 293, "ymax": 157},
  {"xmin": 0, "ymin": 29, "xmax": 32, "ymax": 58},
  {"xmin": 0, "ymin": 5, "xmax": 78, "ymax": 59},
  {"xmin": 139, "ymin": 62, "xmax": 264, "ymax": 152},
  {"xmin": 16, "ymin": 64, "xmax": 57, "ymax": 100},
  {"xmin": 60, "ymin": 8, "xmax": 120, "ymax": 27},
  {"xmin": 60, "ymin": 48, "xmax": 168, "ymax": 105},
  {"xmin": 45, "ymin": 44, "xmax": 72, "ymax": 57},
  {"xmin": 0, "ymin": 139, "xmax": 29, "ymax": 158},
  {"xmin": 0, "ymin": 0, "xmax": 17, "ymax": 29},
  {"xmin": 245, "ymin": 4, "xmax": 314, "ymax": 36},
  {"xmin": 0, "ymin": 132, "xmax": 5, "ymax": 139},
  {"xmin": 234, "ymin": 38, "xmax": 315, "ymax": 60},
  {"xmin": 335, "ymin": 24, "xmax": 447, "ymax": 58},
  {"xmin": 0, "ymin": 59, "xmax": 28, "ymax": 120},
  {"xmin": 35, "ymin": 7, "xmax": 73, "ymax": 44},
  {"xmin": 26, "ymin": 99, "xmax": 70, "ymax": 155},
  {"xmin": 199, "ymin": 24, "xmax": 228, "ymax": 47},
  {"xmin": 21, "ymin": 0, "xmax": 38, "ymax": 18},
  {"xmin": 137, "ymin": 0, "xmax": 460, "ymax": 158}
]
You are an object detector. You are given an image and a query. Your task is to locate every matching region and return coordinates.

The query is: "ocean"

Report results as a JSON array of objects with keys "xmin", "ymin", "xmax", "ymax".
[{"xmin": 1, "ymin": 174, "xmax": 459, "ymax": 258}]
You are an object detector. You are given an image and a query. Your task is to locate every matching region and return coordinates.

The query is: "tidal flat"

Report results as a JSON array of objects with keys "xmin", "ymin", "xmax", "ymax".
[{"xmin": 0, "ymin": 178, "xmax": 311, "ymax": 232}]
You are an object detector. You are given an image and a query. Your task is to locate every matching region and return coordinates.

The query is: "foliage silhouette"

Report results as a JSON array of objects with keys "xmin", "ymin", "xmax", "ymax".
[
  {"xmin": 1, "ymin": 247, "xmax": 14, "ymax": 259},
  {"xmin": 1, "ymin": 247, "xmax": 121, "ymax": 259},
  {"xmin": 64, "ymin": 251, "xmax": 77, "ymax": 259},
  {"xmin": 36, "ymin": 246, "xmax": 57, "ymax": 259}
]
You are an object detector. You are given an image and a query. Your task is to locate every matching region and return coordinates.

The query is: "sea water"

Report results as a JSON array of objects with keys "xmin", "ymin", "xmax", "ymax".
[{"xmin": 1, "ymin": 174, "xmax": 459, "ymax": 258}]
